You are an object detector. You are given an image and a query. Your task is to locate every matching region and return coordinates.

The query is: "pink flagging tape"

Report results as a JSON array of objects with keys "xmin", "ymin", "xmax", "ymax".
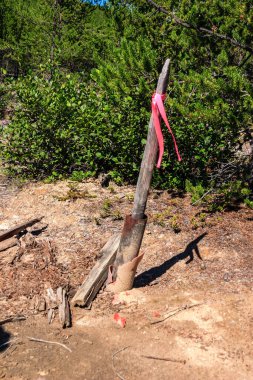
[{"xmin": 151, "ymin": 93, "xmax": 182, "ymax": 168}]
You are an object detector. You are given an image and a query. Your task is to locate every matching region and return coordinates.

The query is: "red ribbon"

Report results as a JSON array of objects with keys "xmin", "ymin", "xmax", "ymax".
[{"xmin": 152, "ymin": 93, "xmax": 181, "ymax": 168}]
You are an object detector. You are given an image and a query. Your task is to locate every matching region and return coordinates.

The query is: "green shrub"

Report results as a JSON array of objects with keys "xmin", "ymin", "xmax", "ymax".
[
  {"xmin": 244, "ymin": 198, "xmax": 253, "ymax": 209},
  {"xmin": 1, "ymin": 65, "xmax": 149, "ymax": 182},
  {"xmin": 185, "ymin": 179, "xmax": 206, "ymax": 203}
]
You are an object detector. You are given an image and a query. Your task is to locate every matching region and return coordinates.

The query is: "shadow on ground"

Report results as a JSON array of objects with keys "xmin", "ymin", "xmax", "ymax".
[
  {"xmin": 0, "ymin": 325, "xmax": 11, "ymax": 352},
  {"xmin": 135, "ymin": 232, "xmax": 207, "ymax": 287}
]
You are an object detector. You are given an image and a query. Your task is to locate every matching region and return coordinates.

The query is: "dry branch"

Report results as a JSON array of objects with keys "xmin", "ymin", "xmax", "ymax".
[
  {"xmin": 0, "ymin": 216, "xmax": 44, "ymax": 242},
  {"xmin": 112, "ymin": 346, "xmax": 130, "ymax": 380},
  {"xmin": 0, "ymin": 338, "xmax": 19, "ymax": 350},
  {"xmin": 151, "ymin": 303, "xmax": 203, "ymax": 325},
  {"xmin": 141, "ymin": 355, "xmax": 186, "ymax": 364},
  {"xmin": 57, "ymin": 287, "xmax": 71, "ymax": 328},
  {"xmin": 0, "ymin": 315, "xmax": 26, "ymax": 325},
  {"xmin": 0, "ymin": 237, "xmax": 18, "ymax": 252},
  {"xmin": 27, "ymin": 336, "xmax": 72, "ymax": 353},
  {"xmin": 146, "ymin": 0, "xmax": 253, "ymax": 55}
]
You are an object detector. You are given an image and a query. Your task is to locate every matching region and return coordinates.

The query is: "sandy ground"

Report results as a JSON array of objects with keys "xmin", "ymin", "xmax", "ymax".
[{"xmin": 0, "ymin": 177, "xmax": 253, "ymax": 380}]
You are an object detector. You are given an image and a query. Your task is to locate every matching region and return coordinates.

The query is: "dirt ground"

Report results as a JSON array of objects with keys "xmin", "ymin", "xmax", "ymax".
[{"xmin": 0, "ymin": 176, "xmax": 253, "ymax": 380}]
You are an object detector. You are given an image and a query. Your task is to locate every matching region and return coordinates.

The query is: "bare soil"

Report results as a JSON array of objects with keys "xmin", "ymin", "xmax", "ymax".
[{"xmin": 0, "ymin": 177, "xmax": 253, "ymax": 380}]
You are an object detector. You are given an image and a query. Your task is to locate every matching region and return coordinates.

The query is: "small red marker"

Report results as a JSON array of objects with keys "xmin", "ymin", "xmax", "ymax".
[{"xmin": 113, "ymin": 313, "xmax": 126, "ymax": 328}]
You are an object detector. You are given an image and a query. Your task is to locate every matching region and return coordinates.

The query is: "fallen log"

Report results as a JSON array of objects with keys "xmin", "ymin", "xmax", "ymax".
[
  {"xmin": 0, "ymin": 216, "xmax": 44, "ymax": 242},
  {"xmin": 71, "ymin": 234, "xmax": 120, "ymax": 307}
]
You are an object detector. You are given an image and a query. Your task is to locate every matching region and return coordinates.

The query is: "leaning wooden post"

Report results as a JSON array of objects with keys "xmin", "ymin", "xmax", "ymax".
[
  {"xmin": 71, "ymin": 59, "xmax": 171, "ymax": 306},
  {"xmin": 107, "ymin": 59, "xmax": 171, "ymax": 293}
]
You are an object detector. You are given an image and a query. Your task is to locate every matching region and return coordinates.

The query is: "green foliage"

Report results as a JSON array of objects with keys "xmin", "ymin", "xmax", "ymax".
[
  {"xmin": 169, "ymin": 215, "xmax": 181, "ymax": 233},
  {"xmin": 185, "ymin": 180, "xmax": 206, "ymax": 203},
  {"xmin": 91, "ymin": 37, "xmax": 157, "ymax": 104},
  {"xmin": 0, "ymin": 81, "xmax": 8, "ymax": 117},
  {"xmin": 0, "ymin": 0, "xmax": 116, "ymax": 76},
  {"xmin": 0, "ymin": 0, "xmax": 53, "ymax": 75},
  {"xmin": 244, "ymin": 198, "xmax": 253, "ymax": 209},
  {"xmin": 186, "ymin": 179, "xmax": 253, "ymax": 211},
  {"xmin": 56, "ymin": 183, "xmax": 97, "ymax": 201},
  {"xmin": 1, "ymin": 64, "xmax": 149, "ymax": 182},
  {"xmin": 1, "ymin": 0, "xmax": 253, "ymax": 198}
]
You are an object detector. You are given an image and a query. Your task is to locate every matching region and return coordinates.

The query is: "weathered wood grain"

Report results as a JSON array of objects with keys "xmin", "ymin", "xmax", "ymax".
[
  {"xmin": 71, "ymin": 234, "xmax": 121, "ymax": 307},
  {"xmin": 0, "ymin": 217, "xmax": 44, "ymax": 242},
  {"xmin": 0, "ymin": 236, "xmax": 18, "ymax": 252},
  {"xmin": 132, "ymin": 59, "xmax": 170, "ymax": 219}
]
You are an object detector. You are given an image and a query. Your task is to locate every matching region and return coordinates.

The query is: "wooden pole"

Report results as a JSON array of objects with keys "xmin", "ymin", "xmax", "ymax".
[
  {"xmin": 108, "ymin": 59, "xmax": 171, "ymax": 292},
  {"xmin": 72, "ymin": 59, "xmax": 171, "ymax": 305},
  {"xmin": 132, "ymin": 59, "xmax": 170, "ymax": 218}
]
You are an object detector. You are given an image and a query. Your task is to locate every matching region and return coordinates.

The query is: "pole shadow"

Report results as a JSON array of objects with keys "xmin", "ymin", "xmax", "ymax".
[
  {"xmin": 134, "ymin": 232, "xmax": 207, "ymax": 288},
  {"xmin": 0, "ymin": 325, "xmax": 11, "ymax": 352}
]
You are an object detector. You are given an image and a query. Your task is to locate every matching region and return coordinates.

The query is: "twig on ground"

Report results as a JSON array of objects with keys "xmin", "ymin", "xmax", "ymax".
[
  {"xmin": 0, "ymin": 338, "xmax": 19, "ymax": 350},
  {"xmin": 0, "ymin": 315, "xmax": 26, "ymax": 325},
  {"xmin": 141, "ymin": 355, "xmax": 186, "ymax": 364},
  {"xmin": 112, "ymin": 346, "xmax": 130, "ymax": 380},
  {"xmin": 151, "ymin": 303, "xmax": 203, "ymax": 325},
  {"xmin": 1, "ymin": 344, "xmax": 18, "ymax": 358},
  {"xmin": 27, "ymin": 336, "xmax": 72, "ymax": 353},
  {"xmin": 82, "ymin": 339, "xmax": 93, "ymax": 345},
  {"xmin": 191, "ymin": 188, "xmax": 213, "ymax": 205}
]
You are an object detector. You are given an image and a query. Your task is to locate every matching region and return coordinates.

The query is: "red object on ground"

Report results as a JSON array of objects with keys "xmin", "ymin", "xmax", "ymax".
[{"xmin": 113, "ymin": 313, "xmax": 126, "ymax": 328}]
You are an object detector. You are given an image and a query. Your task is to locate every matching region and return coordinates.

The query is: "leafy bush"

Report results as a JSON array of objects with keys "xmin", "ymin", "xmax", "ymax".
[
  {"xmin": 185, "ymin": 179, "xmax": 206, "ymax": 203},
  {"xmin": 1, "ymin": 65, "xmax": 149, "ymax": 182},
  {"xmin": 186, "ymin": 178, "xmax": 253, "ymax": 211},
  {"xmin": 1, "ymin": 29, "xmax": 253, "ymax": 193}
]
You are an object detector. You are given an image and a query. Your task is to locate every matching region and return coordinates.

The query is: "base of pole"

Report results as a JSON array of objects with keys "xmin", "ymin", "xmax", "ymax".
[{"xmin": 106, "ymin": 214, "xmax": 147, "ymax": 293}]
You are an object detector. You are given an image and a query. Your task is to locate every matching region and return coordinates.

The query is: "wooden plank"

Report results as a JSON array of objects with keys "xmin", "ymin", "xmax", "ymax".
[
  {"xmin": 0, "ymin": 217, "xmax": 44, "ymax": 242},
  {"xmin": 132, "ymin": 59, "xmax": 170, "ymax": 219},
  {"xmin": 71, "ymin": 234, "xmax": 121, "ymax": 307}
]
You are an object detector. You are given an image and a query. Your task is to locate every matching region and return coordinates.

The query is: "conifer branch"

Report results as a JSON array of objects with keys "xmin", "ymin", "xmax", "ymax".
[{"xmin": 146, "ymin": 0, "xmax": 253, "ymax": 55}]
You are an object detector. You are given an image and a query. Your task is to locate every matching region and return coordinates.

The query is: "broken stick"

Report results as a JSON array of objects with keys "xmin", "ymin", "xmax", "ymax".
[
  {"xmin": 27, "ymin": 336, "xmax": 72, "ymax": 353},
  {"xmin": 150, "ymin": 303, "xmax": 203, "ymax": 325},
  {"xmin": 141, "ymin": 355, "xmax": 186, "ymax": 364},
  {"xmin": 0, "ymin": 216, "xmax": 44, "ymax": 242}
]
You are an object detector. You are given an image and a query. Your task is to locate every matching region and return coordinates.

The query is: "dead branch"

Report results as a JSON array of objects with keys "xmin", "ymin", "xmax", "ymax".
[
  {"xmin": 146, "ymin": 0, "xmax": 253, "ymax": 55},
  {"xmin": 27, "ymin": 336, "xmax": 72, "ymax": 353},
  {"xmin": 151, "ymin": 303, "xmax": 203, "ymax": 325},
  {"xmin": 0, "ymin": 338, "xmax": 19, "ymax": 350},
  {"xmin": 0, "ymin": 216, "xmax": 44, "ymax": 242},
  {"xmin": 57, "ymin": 287, "xmax": 71, "ymax": 328},
  {"xmin": 112, "ymin": 346, "xmax": 130, "ymax": 380},
  {"xmin": 141, "ymin": 355, "xmax": 186, "ymax": 364},
  {"xmin": 0, "ymin": 315, "xmax": 26, "ymax": 325},
  {"xmin": 0, "ymin": 237, "xmax": 18, "ymax": 252}
]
